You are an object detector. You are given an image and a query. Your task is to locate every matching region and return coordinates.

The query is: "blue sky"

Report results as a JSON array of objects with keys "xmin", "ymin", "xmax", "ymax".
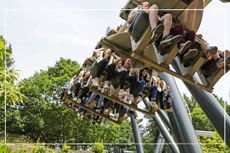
[{"xmin": 0, "ymin": 0, "xmax": 229, "ymax": 103}]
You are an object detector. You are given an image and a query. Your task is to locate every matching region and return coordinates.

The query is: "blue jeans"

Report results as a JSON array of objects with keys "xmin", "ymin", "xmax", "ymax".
[
  {"xmin": 137, "ymin": 80, "xmax": 145, "ymax": 93},
  {"xmin": 150, "ymin": 86, "xmax": 157, "ymax": 101},
  {"xmin": 85, "ymin": 92, "xmax": 97, "ymax": 105},
  {"xmin": 96, "ymin": 95, "xmax": 104, "ymax": 108}
]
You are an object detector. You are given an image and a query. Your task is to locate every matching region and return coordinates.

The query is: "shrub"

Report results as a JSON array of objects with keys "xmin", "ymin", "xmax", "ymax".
[
  {"xmin": 61, "ymin": 144, "xmax": 70, "ymax": 153},
  {"xmin": 0, "ymin": 145, "xmax": 12, "ymax": 153},
  {"xmin": 91, "ymin": 143, "xmax": 105, "ymax": 153},
  {"xmin": 33, "ymin": 146, "xmax": 46, "ymax": 153}
]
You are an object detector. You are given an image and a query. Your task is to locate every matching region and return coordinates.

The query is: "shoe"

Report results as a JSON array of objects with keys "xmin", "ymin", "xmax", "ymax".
[
  {"xmin": 104, "ymin": 109, "xmax": 109, "ymax": 114},
  {"xmin": 164, "ymin": 105, "xmax": 173, "ymax": 112},
  {"xmin": 149, "ymin": 24, "xmax": 164, "ymax": 43},
  {"xmin": 109, "ymin": 113, "xmax": 119, "ymax": 120},
  {"xmin": 95, "ymin": 108, "xmax": 101, "ymax": 113},
  {"xmin": 158, "ymin": 35, "xmax": 182, "ymax": 55},
  {"xmin": 182, "ymin": 49, "xmax": 199, "ymax": 67},
  {"xmin": 178, "ymin": 41, "xmax": 192, "ymax": 56},
  {"xmin": 102, "ymin": 81, "xmax": 109, "ymax": 93},
  {"xmin": 149, "ymin": 101, "xmax": 158, "ymax": 112},
  {"xmin": 92, "ymin": 77, "xmax": 99, "ymax": 87},
  {"xmin": 77, "ymin": 99, "xmax": 81, "ymax": 104},
  {"xmin": 135, "ymin": 96, "xmax": 143, "ymax": 103},
  {"xmin": 75, "ymin": 108, "xmax": 80, "ymax": 113},
  {"xmin": 125, "ymin": 99, "xmax": 132, "ymax": 105},
  {"xmin": 138, "ymin": 92, "xmax": 145, "ymax": 98},
  {"xmin": 72, "ymin": 97, "xmax": 78, "ymax": 102}
]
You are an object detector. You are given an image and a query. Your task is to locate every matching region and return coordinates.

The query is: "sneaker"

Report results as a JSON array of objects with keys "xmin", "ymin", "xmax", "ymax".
[
  {"xmin": 67, "ymin": 89, "xmax": 71, "ymax": 95},
  {"xmin": 135, "ymin": 96, "xmax": 143, "ymax": 103},
  {"xmin": 102, "ymin": 81, "xmax": 109, "ymax": 93},
  {"xmin": 92, "ymin": 77, "xmax": 99, "ymax": 87},
  {"xmin": 72, "ymin": 97, "xmax": 78, "ymax": 102},
  {"xmin": 104, "ymin": 109, "xmax": 109, "ymax": 114},
  {"xmin": 164, "ymin": 103, "xmax": 173, "ymax": 112},
  {"xmin": 103, "ymin": 81, "xmax": 109, "ymax": 89},
  {"xmin": 149, "ymin": 101, "xmax": 158, "ymax": 112},
  {"xmin": 178, "ymin": 41, "xmax": 192, "ymax": 56},
  {"xmin": 77, "ymin": 99, "xmax": 82, "ymax": 104},
  {"xmin": 75, "ymin": 108, "xmax": 80, "ymax": 113},
  {"xmin": 149, "ymin": 24, "xmax": 164, "ymax": 43},
  {"xmin": 158, "ymin": 35, "xmax": 182, "ymax": 55},
  {"xmin": 182, "ymin": 49, "xmax": 199, "ymax": 67},
  {"xmin": 95, "ymin": 108, "xmax": 101, "ymax": 113},
  {"xmin": 109, "ymin": 113, "xmax": 119, "ymax": 120}
]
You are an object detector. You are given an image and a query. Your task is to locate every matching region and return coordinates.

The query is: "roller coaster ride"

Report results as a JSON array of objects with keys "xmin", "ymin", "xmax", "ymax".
[{"xmin": 60, "ymin": 0, "xmax": 230, "ymax": 152}]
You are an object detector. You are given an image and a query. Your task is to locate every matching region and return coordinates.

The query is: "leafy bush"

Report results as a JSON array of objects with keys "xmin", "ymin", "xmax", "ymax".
[
  {"xmin": 61, "ymin": 144, "xmax": 70, "ymax": 152},
  {"xmin": 91, "ymin": 143, "xmax": 105, "ymax": 153},
  {"xmin": 0, "ymin": 145, "xmax": 12, "ymax": 153},
  {"xmin": 13, "ymin": 149, "xmax": 27, "ymax": 153},
  {"xmin": 33, "ymin": 146, "xmax": 46, "ymax": 153},
  {"xmin": 199, "ymin": 132, "xmax": 230, "ymax": 153}
]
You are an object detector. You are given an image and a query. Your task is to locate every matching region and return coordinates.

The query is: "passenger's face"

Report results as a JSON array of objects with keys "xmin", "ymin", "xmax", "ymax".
[
  {"xmin": 117, "ymin": 60, "xmax": 122, "ymax": 67},
  {"xmin": 142, "ymin": 70, "xmax": 148, "ymax": 76},
  {"xmin": 104, "ymin": 49, "xmax": 112, "ymax": 58},
  {"xmin": 124, "ymin": 58, "xmax": 132, "ymax": 68},
  {"xmin": 85, "ymin": 72, "xmax": 91, "ymax": 78}
]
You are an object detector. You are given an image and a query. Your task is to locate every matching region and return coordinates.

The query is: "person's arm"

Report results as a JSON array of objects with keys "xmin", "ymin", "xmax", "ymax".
[
  {"xmin": 127, "ymin": 7, "xmax": 140, "ymax": 24},
  {"xmin": 196, "ymin": 36, "xmax": 209, "ymax": 51},
  {"xmin": 112, "ymin": 52, "xmax": 121, "ymax": 63},
  {"xmin": 74, "ymin": 70, "xmax": 85, "ymax": 83},
  {"xmin": 92, "ymin": 48, "xmax": 104, "ymax": 57},
  {"xmin": 85, "ymin": 75, "xmax": 92, "ymax": 87}
]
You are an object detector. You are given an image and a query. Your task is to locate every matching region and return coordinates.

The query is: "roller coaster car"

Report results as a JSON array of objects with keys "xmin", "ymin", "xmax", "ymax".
[
  {"xmin": 72, "ymin": 96, "xmax": 131, "ymax": 125},
  {"xmin": 91, "ymin": 87, "xmax": 156, "ymax": 117},
  {"xmin": 60, "ymin": 83, "xmax": 132, "ymax": 124},
  {"xmin": 95, "ymin": 31, "xmax": 132, "ymax": 60},
  {"xmin": 116, "ymin": 0, "xmax": 224, "ymax": 92}
]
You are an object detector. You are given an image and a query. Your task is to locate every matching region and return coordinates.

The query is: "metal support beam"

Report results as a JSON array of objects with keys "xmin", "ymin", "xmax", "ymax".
[
  {"xmin": 153, "ymin": 113, "xmax": 180, "ymax": 153},
  {"xmin": 159, "ymin": 72, "xmax": 203, "ymax": 153},
  {"xmin": 130, "ymin": 115, "xmax": 144, "ymax": 153},
  {"xmin": 154, "ymin": 133, "xmax": 165, "ymax": 153},
  {"xmin": 157, "ymin": 109, "xmax": 173, "ymax": 133},
  {"xmin": 143, "ymin": 97, "xmax": 179, "ymax": 153},
  {"xmin": 172, "ymin": 60, "xmax": 230, "ymax": 147}
]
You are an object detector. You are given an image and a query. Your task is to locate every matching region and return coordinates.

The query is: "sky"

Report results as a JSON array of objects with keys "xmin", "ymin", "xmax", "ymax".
[{"xmin": 0, "ymin": 0, "xmax": 229, "ymax": 103}]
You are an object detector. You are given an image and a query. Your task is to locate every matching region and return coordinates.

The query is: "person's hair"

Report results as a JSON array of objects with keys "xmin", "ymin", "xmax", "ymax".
[
  {"xmin": 102, "ymin": 48, "xmax": 112, "ymax": 58},
  {"xmin": 139, "ymin": 68, "xmax": 149, "ymax": 80},
  {"xmin": 121, "ymin": 60, "xmax": 125, "ymax": 65},
  {"xmin": 141, "ymin": 1, "xmax": 150, "ymax": 6}
]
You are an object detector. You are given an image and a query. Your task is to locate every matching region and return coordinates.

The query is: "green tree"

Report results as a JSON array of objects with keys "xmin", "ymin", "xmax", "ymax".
[
  {"xmin": 0, "ymin": 36, "xmax": 24, "ymax": 138},
  {"xmin": 0, "ymin": 36, "xmax": 24, "ymax": 105},
  {"xmin": 6, "ymin": 57, "xmax": 133, "ymax": 144},
  {"xmin": 142, "ymin": 94, "xmax": 230, "ymax": 153}
]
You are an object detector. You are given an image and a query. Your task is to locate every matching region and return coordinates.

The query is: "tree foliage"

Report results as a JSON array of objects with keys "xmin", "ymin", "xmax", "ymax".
[
  {"xmin": 0, "ymin": 36, "xmax": 24, "ymax": 105},
  {"xmin": 142, "ymin": 94, "xmax": 230, "ymax": 153},
  {"xmin": 0, "ymin": 36, "xmax": 24, "ymax": 137},
  {"xmin": 6, "ymin": 58, "xmax": 133, "ymax": 144}
]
